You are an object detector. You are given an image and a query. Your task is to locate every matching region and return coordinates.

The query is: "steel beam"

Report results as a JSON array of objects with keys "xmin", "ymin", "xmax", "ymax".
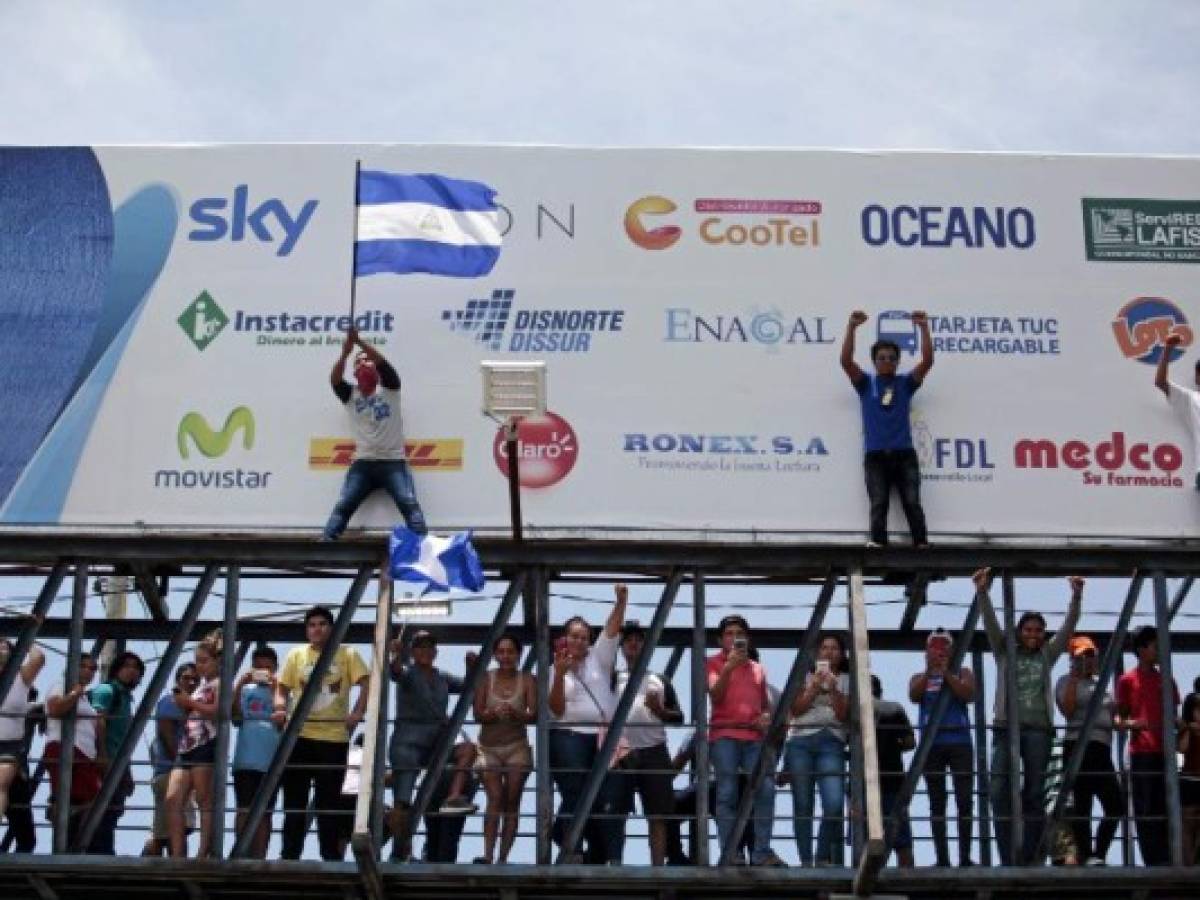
[
  {"xmin": 863, "ymin": 594, "xmax": 979, "ymax": 889},
  {"xmin": 1168, "ymin": 575, "xmax": 1194, "ymax": 622},
  {"xmin": 353, "ymin": 556, "xmax": 392, "ymax": 856},
  {"xmin": 0, "ymin": 561, "xmax": 66, "ymax": 712},
  {"xmin": 690, "ymin": 569, "xmax": 709, "ymax": 867},
  {"xmin": 559, "ymin": 570, "xmax": 684, "ymax": 860},
  {"xmin": 662, "ymin": 644, "xmax": 686, "ymax": 682},
  {"xmin": 210, "ymin": 565, "xmax": 239, "ymax": 858},
  {"xmin": 1001, "ymin": 572, "xmax": 1023, "ymax": 864},
  {"xmin": 898, "ymin": 573, "xmax": 929, "ymax": 632},
  {"xmin": 74, "ymin": 563, "xmax": 221, "ymax": 851},
  {"xmin": 1152, "ymin": 571, "xmax": 1184, "ymax": 866},
  {"xmin": 230, "ymin": 564, "xmax": 374, "ymax": 858},
  {"xmin": 534, "ymin": 568, "xmax": 552, "ymax": 865},
  {"xmin": 131, "ymin": 564, "xmax": 169, "ymax": 621},
  {"xmin": 53, "ymin": 564, "xmax": 87, "ymax": 853},
  {"xmin": 972, "ymin": 646, "xmax": 992, "ymax": 866},
  {"xmin": 1035, "ymin": 573, "xmax": 1143, "ymax": 862},
  {"xmin": 410, "ymin": 572, "xmax": 529, "ymax": 830},
  {"xmin": 719, "ymin": 572, "xmax": 838, "ymax": 865},
  {"xmin": 369, "ymin": 571, "xmax": 393, "ymax": 851}
]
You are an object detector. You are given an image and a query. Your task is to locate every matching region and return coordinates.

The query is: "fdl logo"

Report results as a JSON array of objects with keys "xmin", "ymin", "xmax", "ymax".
[
  {"xmin": 188, "ymin": 186, "xmax": 318, "ymax": 257},
  {"xmin": 624, "ymin": 196, "xmax": 682, "ymax": 251},
  {"xmin": 1111, "ymin": 297, "xmax": 1193, "ymax": 365},
  {"xmin": 178, "ymin": 407, "xmax": 255, "ymax": 459}
]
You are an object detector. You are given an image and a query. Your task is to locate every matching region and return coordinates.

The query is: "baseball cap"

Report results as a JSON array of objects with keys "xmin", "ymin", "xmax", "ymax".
[
  {"xmin": 410, "ymin": 629, "xmax": 436, "ymax": 648},
  {"xmin": 1068, "ymin": 635, "xmax": 1098, "ymax": 658},
  {"xmin": 926, "ymin": 628, "xmax": 953, "ymax": 649}
]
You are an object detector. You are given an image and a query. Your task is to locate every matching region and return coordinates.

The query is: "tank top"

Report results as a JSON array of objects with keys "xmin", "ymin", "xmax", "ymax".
[
  {"xmin": 479, "ymin": 671, "xmax": 528, "ymax": 748},
  {"xmin": 918, "ymin": 671, "xmax": 973, "ymax": 745}
]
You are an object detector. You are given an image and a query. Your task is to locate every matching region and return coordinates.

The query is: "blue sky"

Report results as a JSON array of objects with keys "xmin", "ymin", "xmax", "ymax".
[{"xmin": 2, "ymin": 0, "xmax": 1199, "ymax": 866}]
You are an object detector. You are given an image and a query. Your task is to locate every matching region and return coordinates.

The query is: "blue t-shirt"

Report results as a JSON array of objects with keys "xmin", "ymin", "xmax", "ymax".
[
  {"xmin": 150, "ymin": 694, "xmax": 184, "ymax": 776},
  {"xmin": 232, "ymin": 683, "xmax": 280, "ymax": 772},
  {"xmin": 854, "ymin": 372, "xmax": 920, "ymax": 452},
  {"xmin": 917, "ymin": 672, "xmax": 973, "ymax": 746}
]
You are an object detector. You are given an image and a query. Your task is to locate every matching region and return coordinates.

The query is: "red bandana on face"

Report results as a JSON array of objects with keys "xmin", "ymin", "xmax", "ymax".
[{"xmin": 355, "ymin": 364, "xmax": 379, "ymax": 395}]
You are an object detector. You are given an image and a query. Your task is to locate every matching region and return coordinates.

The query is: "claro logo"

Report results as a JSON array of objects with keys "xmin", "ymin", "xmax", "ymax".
[
  {"xmin": 177, "ymin": 407, "xmax": 255, "ymax": 459},
  {"xmin": 624, "ymin": 196, "xmax": 682, "ymax": 250},
  {"xmin": 1014, "ymin": 432, "xmax": 1184, "ymax": 488}
]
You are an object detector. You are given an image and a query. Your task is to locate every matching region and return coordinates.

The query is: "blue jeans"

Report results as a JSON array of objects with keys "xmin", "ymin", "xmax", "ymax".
[
  {"xmin": 710, "ymin": 737, "xmax": 777, "ymax": 864},
  {"xmin": 785, "ymin": 731, "xmax": 846, "ymax": 866},
  {"xmin": 989, "ymin": 727, "xmax": 1052, "ymax": 865},
  {"xmin": 323, "ymin": 459, "xmax": 426, "ymax": 539},
  {"xmin": 549, "ymin": 728, "xmax": 622, "ymax": 863}
]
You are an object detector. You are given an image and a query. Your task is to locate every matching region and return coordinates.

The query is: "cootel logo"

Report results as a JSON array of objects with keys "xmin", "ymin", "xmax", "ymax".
[
  {"xmin": 1111, "ymin": 296, "xmax": 1193, "ymax": 365},
  {"xmin": 625, "ymin": 196, "xmax": 682, "ymax": 250},
  {"xmin": 861, "ymin": 205, "xmax": 1036, "ymax": 249},
  {"xmin": 188, "ymin": 185, "xmax": 318, "ymax": 257},
  {"xmin": 493, "ymin": 412, "xmax": 578, "ymax": 488}
]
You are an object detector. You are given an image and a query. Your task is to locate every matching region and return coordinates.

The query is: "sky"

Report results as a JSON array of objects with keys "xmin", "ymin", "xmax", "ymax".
[{"xmin": 2, "ymin": 0, "xmax": 1200, "ymax": 868}]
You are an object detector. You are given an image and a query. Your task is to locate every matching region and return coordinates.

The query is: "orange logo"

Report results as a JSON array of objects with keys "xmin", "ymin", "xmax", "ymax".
[
  {"xmin": 308, "ymin": 438, "xmax": 463, "ymax": 471},
  {"xmin": 624, "ymin": 196, "xmax": 681, "ymax": 250}
]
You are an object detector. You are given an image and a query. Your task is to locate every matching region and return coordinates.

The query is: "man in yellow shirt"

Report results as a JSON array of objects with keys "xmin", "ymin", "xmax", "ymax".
[{"xmin": 274, "ymin": 605, "xmax": 370, "ymax": 861}]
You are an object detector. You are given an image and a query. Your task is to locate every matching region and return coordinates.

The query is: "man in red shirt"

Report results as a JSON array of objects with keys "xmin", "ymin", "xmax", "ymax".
[
  {"xmin": 1116, "ymin": 625, "xmax": 1180, "ymax": 866},
  {"xmin": 706, "ymin": 615, "xmax": 785, "ymax": 867}
]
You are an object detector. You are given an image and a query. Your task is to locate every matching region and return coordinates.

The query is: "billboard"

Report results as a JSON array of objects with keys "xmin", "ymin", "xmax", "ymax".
[{"xmin": 3, "ymin": 144, "xmax": 1200, "ymax": 542}]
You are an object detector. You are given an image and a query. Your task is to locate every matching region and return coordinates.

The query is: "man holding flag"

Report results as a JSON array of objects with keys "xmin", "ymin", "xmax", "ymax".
[{"xmin": 322, "ymin": 328, "xmax": 426, "ymax": 540}]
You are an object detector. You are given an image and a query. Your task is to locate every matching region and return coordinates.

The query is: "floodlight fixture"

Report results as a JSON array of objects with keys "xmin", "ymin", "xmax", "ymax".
[
  {"xmin": 481, "ymin": 360, "xmax": 547, "ymax": 423},
  {"xmin": 393, "ymin": 598, "xmax": 454, "ymax": 619}
]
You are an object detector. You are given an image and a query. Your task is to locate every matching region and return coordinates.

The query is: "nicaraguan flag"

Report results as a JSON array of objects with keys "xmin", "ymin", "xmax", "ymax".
[
  {"xmin": 355, "ymin": 171, "xmax": 502, "ymax": 278},
  {"xmin": 389, "ymin": 526, "xmax": 486, "ymax": 596}
]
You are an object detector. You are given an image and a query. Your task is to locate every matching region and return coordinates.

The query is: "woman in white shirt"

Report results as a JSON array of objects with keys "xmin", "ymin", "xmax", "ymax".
[
  {"xmin": 784, "ymin": 632, "xmax": 851, "ymax": 867},
  {"xmin": 0, "ymin": 638, "xmax": 45, "ymax": 826},
  {"xmin": 547, "ymin": 583, "xmax": 628, "ymax": 864},
  {"xmin": 45, "ymin": 653, "xmax": 103, "ymax": 833}
]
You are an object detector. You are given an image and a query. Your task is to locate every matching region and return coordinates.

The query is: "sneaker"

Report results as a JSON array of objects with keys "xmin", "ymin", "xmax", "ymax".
[
  {"xmin": 1085, "ymin": 856, "xmax": 1106, "ymax": 867},
  {"xmin": 753, "ymin": 851, "xmax": 788, "ymax": 868},
  {"xmin": 439, "ymin": 797, "xmax": 478, "ymax": 815},
  {"xmin": 472, "ymin": 856, "xmax": 491, "ymax": 865},
  {"xmin": 865, "ymin": 541, "xmax": 884, "ymax": 549}
]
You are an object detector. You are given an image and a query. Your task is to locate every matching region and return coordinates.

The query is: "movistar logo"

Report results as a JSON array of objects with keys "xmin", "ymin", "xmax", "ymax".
[{"xmin": 177, "ymin": 407, "xmax": 255, "ymax": 459}]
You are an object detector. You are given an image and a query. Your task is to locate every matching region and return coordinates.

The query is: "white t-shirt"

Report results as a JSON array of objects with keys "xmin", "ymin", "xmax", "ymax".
[
  {"xmin": 1167, "ymin": 380, "xmax": 1200, "ymax": 475},
  {"xmin": 46, "ymin": 690, "xmax": 99, "ymax": 759},
  {"xmin": 556, "ymin": 631, "xmax": 619, "ymax": 735},
  {"xmin": 0, "ymin": 674, "xmax": 32, "ymax": 742},
  {"xmin": 346, "ymin": 385, "xmax": 406, "ymax": 460},
  {"xmin": 788, "ymin": 672, "xmax": 851, "ymax": 742},
  {"xmin": 614, "ymin": 670, "xmax": 669, "ymax": 750}
]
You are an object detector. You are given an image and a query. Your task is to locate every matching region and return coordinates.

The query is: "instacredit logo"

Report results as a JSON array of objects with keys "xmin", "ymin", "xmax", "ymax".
[
  {"xmin": 1112, "ymin": 297, "xmax": 1193, "ymax": 365},
  {"xmin": 309, "ymin": 438, "xmax": 463, "ymax": 471},
  {"xmin": 625, "ymin": 196, "xmax": 682, "ymax": 250},
  {"xmin": 493, "ymin": 412, "xmax": 578, "ymax": 488}
]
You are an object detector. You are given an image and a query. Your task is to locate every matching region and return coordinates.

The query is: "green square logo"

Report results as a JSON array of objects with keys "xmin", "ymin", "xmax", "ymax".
[{"xmin": 177, "ymin": 291, "xmax": 229, "ymax": 350}]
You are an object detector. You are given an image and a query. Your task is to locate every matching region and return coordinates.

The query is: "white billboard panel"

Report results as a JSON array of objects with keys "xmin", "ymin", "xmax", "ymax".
[{"xmin": 2, "ymin": 144, "xmax": 1200, "ymax": 542}]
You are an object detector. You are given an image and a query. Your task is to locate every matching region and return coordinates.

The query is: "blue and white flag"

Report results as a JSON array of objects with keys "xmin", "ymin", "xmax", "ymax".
[
  {"xmin": 389, "ymin": 526, "xmax": 486, "ymax": 596},
  {"xmin": 355, "ymin": 171, "xmax": 502, "ymax": 278}
]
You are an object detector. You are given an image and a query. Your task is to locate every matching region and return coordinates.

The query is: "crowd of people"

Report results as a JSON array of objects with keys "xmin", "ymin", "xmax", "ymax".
[{"xmin": 0, "ymin": 569, "xmax": 1198, "ymax": 869}]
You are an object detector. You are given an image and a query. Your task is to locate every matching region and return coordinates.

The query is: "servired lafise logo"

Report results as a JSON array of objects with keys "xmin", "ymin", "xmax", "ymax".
[
  {"xmin": 492, "ymin": 412, "xmax": 578, "ymax": 488},
  {"xmin": 1111, "ymin": 297, "xmax": 1193, "ymax": 365},
  {"xmin": 308, "ymin": 438, "xmax": 463, "ymax": 471}
]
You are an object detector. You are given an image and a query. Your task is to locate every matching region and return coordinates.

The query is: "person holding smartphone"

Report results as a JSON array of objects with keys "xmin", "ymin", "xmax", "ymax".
[
  {"xmin": 231, "ymin": 645, "xmax": 283, "ymax": 859},
  {"xmin": 1055, "ymin": 636, "xmax": 1121, "ymax": 866},
  {"xmin": 706, "ymin": 615, "xmax": 785, "ymax": 867},
  {"xmin": 548, "ymin": 583, "xmax": 629, "ymax": 864},
  {"xmin": 785, "ymin": 632, "xmax": 851, "ymax": 867}
]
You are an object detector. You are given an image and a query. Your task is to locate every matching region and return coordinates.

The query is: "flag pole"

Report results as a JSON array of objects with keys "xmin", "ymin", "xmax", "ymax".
[{"xmin": 350, "ymin": 159, "xmax": 361, "ymax": 320}]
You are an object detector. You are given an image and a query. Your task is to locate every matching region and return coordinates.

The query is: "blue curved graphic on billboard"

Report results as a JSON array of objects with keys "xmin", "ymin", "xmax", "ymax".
[{"xmin": 1, "ymin": 178, "xmax": 178, "ymax": 522}]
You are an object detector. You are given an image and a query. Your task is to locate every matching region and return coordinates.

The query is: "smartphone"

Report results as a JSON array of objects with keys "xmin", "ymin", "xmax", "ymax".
[
  {"xmin": 252, "ymin": 669, "xmax": 271, "ymax": 685},
  {"xmin": 733, "ymin": 637, "xmax": 748, "ymax": 653},
  {"xmin": 816, "ymin": 660, "xmax": 831, "ymax": 675},
  {"xmin": 554, "ymin": 636, "xmax": 568, "ymax": 656}
]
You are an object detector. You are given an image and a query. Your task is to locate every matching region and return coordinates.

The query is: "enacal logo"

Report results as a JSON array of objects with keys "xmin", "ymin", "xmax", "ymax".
[{"xmin": 308, "ymin": 438, "xmax": 463, "ymax": 471}]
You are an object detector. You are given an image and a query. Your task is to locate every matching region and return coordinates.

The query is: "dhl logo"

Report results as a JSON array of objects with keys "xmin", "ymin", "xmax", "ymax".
[{"xmin": 308, "ymin": 438, "xmax": 463, "ymax": 471}]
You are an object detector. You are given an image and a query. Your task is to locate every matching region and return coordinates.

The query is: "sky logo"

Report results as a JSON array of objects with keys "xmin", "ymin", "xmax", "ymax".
[
  {"xmin": 188, "ymin": 185, "xmax": 318, "ymax": 256},
  {"xmin": 1111, "ymin": 296, "xmax": 1193, "ymax": 365}
]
